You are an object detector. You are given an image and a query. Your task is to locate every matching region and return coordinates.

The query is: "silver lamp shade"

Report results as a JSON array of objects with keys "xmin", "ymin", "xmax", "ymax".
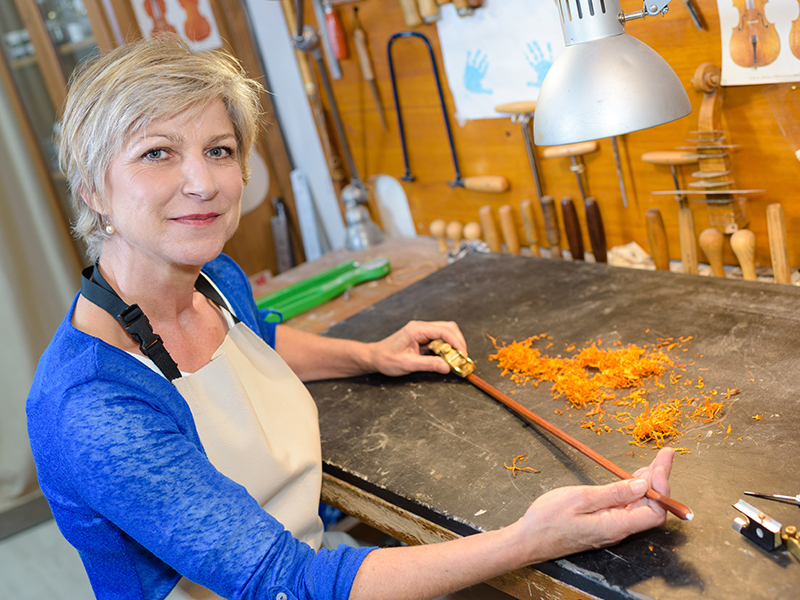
[{"xmin": 533, "ymin": 0, "xmax": 692, "ymax": 146}]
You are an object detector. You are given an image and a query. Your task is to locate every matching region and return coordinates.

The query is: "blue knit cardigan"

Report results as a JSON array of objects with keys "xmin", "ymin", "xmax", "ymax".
[{"xmin": 27, "ymin": 254, "xmax": 373, "ymax": 600}]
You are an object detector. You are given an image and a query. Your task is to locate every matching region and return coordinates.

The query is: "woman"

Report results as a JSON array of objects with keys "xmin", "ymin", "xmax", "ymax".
[{"xmin": 28, "ymin": 35, "xmax": 675, "ymax": 600}]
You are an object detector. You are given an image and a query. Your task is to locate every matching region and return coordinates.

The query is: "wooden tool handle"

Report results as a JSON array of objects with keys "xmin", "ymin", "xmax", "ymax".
[
  {"xmin": 731, "ymin": 229, "xmax": 757, "ymax": 281},
  {"xmin": 519, "ymin": 199, "xmax": 540, "ymax": 256},
  {"xmin": 645, "ymin": 209, "xmax": 670, "ymax": 271},
  {"xmin": 478, "ymin": 206, "xmax": 502, "ymax": 253},
  {"xmin": 397, "ymin": 0, "xmax": 423, "ymax": 26},
  {"xmin": 542, "ymin": 141, "xmax": 599, "ymax": 159},
  {"xmin": 446, "ymin": 220, "xmax": 463, "ymax": 250},
  {"xmin": 641, "ymin": 151, "xmax": 699, "ymax": 166},
  {"xmin": 463, "ymin": 221, "xmax": 481, "ymax": 241},
  {"xmin": 767, "ymin": 203, "xmax": 792, "ymax": 284},
  {"xmin": 495, "ymin": 101, "xmax": 536, "ymax": 115},
  {"xmin": 560, "ymin": 197, "xmax": 585, "ymax": 261},
  {"xmin": 352, "ymin": 27, "xmax": 374, "ymax": 81},
  {"xmin": 462, "ymin": 176, "xmax": 510, "ymax": 193},
  {"xmin": 430, "ymin": 219, "xmax": 448, "ymax": 253},
  {"xmin": 498, "ymin": 205, "xmax": 520, "ymax": 255},
  {"xmin": 584, "ymin": 197, "xmax": 607, "ymax": 263},
  {"xmin": 466, "ymin": 373, "xmax": 694, "ymax": 522},
  {"xmin": 678, "ymin": 208, "xmax": 699, "ymax": 275},
  {"xmin": 417, "ymin": 0, "xmax": 440, "ymax": 21},
  {"xmin": 540, "ymin": 196, "xmax": 562, "ymax": 259},
  {"xmin": 698, "ymin": 228, "xmax": 725, "ymax": 278},
  {"xmin": 324, "ymin": 2, "xmax": 348, "ymax": 60}
]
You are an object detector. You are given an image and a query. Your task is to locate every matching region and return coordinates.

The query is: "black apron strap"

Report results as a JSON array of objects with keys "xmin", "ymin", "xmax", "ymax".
[{"xmin": 81, "ymin": 265, "xmax": 181, "ymax": 381}]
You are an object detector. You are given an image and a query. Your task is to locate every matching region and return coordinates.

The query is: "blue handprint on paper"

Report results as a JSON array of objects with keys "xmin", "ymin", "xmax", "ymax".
[
  {"xmin": 463, "ymin": 49, "xmax": 492, "ymax": 95},
  {"xmin": 526, "ymin": 41, "xmax": 553, "ymax": 88}
]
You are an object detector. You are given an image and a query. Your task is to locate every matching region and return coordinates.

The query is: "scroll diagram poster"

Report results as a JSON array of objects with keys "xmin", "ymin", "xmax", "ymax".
[
  {"xmin": 718, "ymin": 0, "xmax": 800, "ymax": 85},
  {"xmin": 436, "ymin": 0, "xmax": 565, "ymax": 122},
  {"xmin": 132, "ymin": 0, "xmax": 222, "ymax": 51}
]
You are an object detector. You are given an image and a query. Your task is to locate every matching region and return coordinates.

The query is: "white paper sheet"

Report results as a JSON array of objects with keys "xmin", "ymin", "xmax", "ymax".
[
  {"xmin": 717, "ymin": 0, "xmax": 800, "ymax": 86},
  {"xmin": 436, "ymin": 0, "xmax": 565, "ymax": 123}
]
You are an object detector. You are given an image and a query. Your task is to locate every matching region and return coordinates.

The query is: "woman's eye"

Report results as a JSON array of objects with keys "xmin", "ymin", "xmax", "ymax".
[
  {"xmin": 144, "ymin": 149, "xmax": 166, "ymax": 160},
  {"xmin": 208, "ymin": 146, "xmax": 234, "ymax": 159}
]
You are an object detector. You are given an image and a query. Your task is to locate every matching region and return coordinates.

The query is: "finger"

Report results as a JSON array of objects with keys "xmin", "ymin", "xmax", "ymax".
[
  {"xmin": 577, "ymin": 479, "xmax": 649, "ymax": 515},
  {"xmin": 408, "ymin": 321, "xmax": 468, "ymax": 355}
]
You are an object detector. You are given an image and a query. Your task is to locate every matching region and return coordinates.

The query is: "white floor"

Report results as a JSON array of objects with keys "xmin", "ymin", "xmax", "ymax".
[{"xmin": 0, "ymin": 519, "xmax": 514, "ymax": 600}]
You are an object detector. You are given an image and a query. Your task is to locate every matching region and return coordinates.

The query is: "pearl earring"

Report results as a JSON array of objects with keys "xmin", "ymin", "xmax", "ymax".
[{"xmin": 105, "ymin": 223, "xmax": 115, "ymax": 235}]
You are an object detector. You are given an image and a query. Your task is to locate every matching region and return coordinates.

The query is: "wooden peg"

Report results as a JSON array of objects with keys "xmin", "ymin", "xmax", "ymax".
[
  {"xmin": 699, "ymin": 228, "xmax": 725, "ymax": 277},
  {"xmin": 730, "ymin": 229, "xmax": 757, "ymax": 281},
  {"xmin": 678, "ymin": 208, "xmax": 699, "ymax": 275},
  {"xmin": 417, "ymin": 0, "xmax": 440, "ymax": 22},
  {"xmin": 430, "ymin": 219, "xmax": 448, "ymax": 253},
  {"xmin": 397, "ymin": 0, "xmax": 423, "ymax": 27},
  {"xmin": 767, "ymin": 203, "xmax": 792, "ymax": 284},
  {"xmin": 463, "ymin": 221, "xmax": 481, "ymax": 241},
  {"xmin": 584, "ymin": 198, "xmax": 607, "ymax": 263},
  {"xmin": 645, "ymin": 209, "xmax": 670, "ymax": 271},
  {"xmin": 540, "ymin": 196, "xmax": 562, "ymax": 259},
  {"xmin": 519, "ymin": 199, "xmax": 540, "ymax": 256},
  {"xmin": 446, "ymin": 221, "xmax": 463, "ymax": 250},
  {"xmin": 498, "ymin": 205, "xmax": 520, "ymax": 255},
  {"xmin": 478, "ymin": 206, "xmax": 502, "ymax": 253}
]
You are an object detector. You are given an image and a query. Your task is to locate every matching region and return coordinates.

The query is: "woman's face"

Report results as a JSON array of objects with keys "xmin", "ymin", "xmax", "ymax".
[{"xmin": 98, "ymin": 98, "xmax": 243, "ymax": 270}]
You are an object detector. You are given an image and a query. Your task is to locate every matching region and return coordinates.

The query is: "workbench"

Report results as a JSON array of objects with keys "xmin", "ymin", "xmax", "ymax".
[{"xmin": 255, "ymin": 237, "xmax": 800, "ymax": 600}]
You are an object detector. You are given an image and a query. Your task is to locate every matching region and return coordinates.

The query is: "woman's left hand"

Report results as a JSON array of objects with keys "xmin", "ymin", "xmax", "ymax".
[{"xmin": 368, "ymin": 320, "xmax": 467, "ymax": 377}]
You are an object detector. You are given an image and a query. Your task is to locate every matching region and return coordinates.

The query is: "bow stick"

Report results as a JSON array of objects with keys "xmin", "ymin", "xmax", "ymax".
[{"xmin": 429, "ymin": 340, "xmax": 694, "ymax": 521}]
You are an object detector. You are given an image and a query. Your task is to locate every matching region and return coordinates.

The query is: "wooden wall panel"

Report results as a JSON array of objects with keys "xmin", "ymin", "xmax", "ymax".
[{"xmin": 306, "ymin": 0, "xmax": 800, "ymax": 272}]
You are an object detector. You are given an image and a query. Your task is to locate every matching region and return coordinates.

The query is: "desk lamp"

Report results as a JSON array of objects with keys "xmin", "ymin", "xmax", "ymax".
[
  {"xmin": 291, "ymin": 0, "xmax": 383, "ymax": 250},
  {"xmin": 533, "ymin": 0, "xmax": 692, "ymax": 146}
]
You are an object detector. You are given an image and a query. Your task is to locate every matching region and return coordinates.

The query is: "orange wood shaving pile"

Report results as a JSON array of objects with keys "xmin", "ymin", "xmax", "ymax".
[{"xmin": 488, "ymin": 333, "xmax": 739, "ymax": 450}]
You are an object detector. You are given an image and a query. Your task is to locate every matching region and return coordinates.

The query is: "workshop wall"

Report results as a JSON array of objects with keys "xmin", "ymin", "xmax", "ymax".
[{"xmin": 308, "ymin": 0, "xmax": 799, "ymax": 272}]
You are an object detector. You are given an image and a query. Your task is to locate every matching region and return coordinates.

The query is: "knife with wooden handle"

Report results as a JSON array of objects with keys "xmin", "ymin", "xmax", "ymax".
[
  {"xmin": 561, "ymin": 197, "xmax": 584, "ymax": 261},
  {"xmin": 498, "ymin": 205, "xmax": 520, "ymax": 255},
  {"xmin": 584, "ymin": 197, "xmax": 607, "ymax": 263},
  {"xmin": 699, "ymin": 228, "xmax": 725, "ymax": 277},
  {"xmin": 645, "ymin": 208, "xmax": 670, "ymax": 271},
  {"xmin": 519, "ymin": 199, "xmax": 540, "ymax": 256},
  {"xmin": 540, "ymin": 196, "xmax": 562, "ymax": 259}
]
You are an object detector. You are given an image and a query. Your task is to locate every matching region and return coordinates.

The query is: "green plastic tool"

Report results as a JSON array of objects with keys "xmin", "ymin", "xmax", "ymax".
[{"xmin": 256, "ymin": 257, "xmax": 391, "ymax": 321}]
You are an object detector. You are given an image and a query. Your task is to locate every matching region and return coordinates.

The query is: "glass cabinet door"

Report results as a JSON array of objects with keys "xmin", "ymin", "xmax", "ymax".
[{"xmin": 0, "ymin": 0, "xmax": 100, "ymax": 259}]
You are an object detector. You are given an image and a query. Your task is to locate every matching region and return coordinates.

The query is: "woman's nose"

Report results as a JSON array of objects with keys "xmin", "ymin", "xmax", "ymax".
[{"xmin": 181, "ymin": 154, "xmax": 218, "ymax": 199}]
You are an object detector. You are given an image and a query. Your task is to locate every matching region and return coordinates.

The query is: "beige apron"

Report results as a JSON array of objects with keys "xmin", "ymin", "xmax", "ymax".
[{"xmin": 163, "ymin": 320, "xmax": 324, "ymax": 600}]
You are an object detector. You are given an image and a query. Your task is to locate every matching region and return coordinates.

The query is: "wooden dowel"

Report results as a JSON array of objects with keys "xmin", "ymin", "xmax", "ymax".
[
  {"xmin": 478, "ymin": 206, "xmax": 502, "ymax": 253},
  {"xmin": 498, "ymin": 205, "xmax": 520, "ymax": 255},
  {"xmin": 678, "ymin": 208, "xmax": 698, "ymax": 275},
  {"xmin": 584, "ymin": 197, "xmax": 607, "ymax": 263},
  {"xmin": 540, "ymin": 196, "xmax": 562, "ymax": 259},
  {"xmin": 645, "ymin": 209, "xmax": 670, "ymax": 271},
  {"xmin": 561, "ymin": 197, "xmax": 584, "ymax": 261},
  {"xmin": 730, "ymin": 229, "xmax": 757, "ymax": 281},
  {"xmin": 430, "ymin": 219, "xmax": 448, "ymax": 253},
  {"xmin": 767, "ymin": 203, "xmax": 792, "ymax": 284},
  {"xmin": 519, "ymin": 199, "xmax": 540, "ymax": 256},
  {"xmin": 465, "ymin": 373, "xmax": 694, "ymax": 521}
]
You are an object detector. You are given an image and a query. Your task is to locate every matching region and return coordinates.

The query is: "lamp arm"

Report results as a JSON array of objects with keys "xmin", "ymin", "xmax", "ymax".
[{"xmin": 620, "ymin": 0, "xmax": 671, "ymax": 23}]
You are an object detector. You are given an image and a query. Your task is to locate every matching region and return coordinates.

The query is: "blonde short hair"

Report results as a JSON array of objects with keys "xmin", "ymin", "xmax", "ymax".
[{"xmin": 58, "ymin": 34, "xmax": 263, "ymax": 262}]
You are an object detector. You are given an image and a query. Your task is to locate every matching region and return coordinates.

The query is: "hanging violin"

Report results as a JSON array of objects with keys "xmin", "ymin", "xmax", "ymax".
[{"xmin": 730, "ymin": 0, "xmax": 780, "ymax": 68}]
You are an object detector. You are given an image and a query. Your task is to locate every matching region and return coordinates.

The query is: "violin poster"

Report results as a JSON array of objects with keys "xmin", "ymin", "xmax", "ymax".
[
  {"xmin": 718, "ymin": 0, "xmax": 800, "ymax": 85},
  {"xmin": 132, "ymin": 0, "xmax": 223, "ymax": 51}
]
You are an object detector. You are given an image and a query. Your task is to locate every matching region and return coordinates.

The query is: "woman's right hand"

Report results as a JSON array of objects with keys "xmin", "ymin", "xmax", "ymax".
[{"xmin": 513, "ymin": 448, "xmax": 674, "ymax": 564}]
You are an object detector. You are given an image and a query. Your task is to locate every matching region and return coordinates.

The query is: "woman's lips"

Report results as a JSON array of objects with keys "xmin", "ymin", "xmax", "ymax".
[{"xmin": 171, "ymin": 213, "xmax": 220, "ymax": 225}]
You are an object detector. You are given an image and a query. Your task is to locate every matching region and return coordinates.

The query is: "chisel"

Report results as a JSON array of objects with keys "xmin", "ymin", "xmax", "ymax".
[
  {"xmin": 540, "ymin": 196, "xmax": 562, "ymax": 259},
  {"xmin": 584, "ymin": 197, "xmax": 607, "ymax": 263},
  {"xmin": 352, "ymin": 8, "xmax": 387, "ymax": 130},
  {"xmin": 645, "ymin": 208, "xmax": 670, "ymax": 271},
  {"xmin": 498, "ymin": 205, "xmax": 521, "ymax": 255},
  {"xmin": 699, "ymin": 228, "xmax": 725, "ymax": 277},
  {"xmin": 561, "ymin": 197, "xmax": 584, "ymax": 261}
]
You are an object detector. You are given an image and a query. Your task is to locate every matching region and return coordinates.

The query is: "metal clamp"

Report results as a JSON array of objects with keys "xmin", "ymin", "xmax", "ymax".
[
  {"xmin": 428, "ymin": 339, "xmax": 475, "ymax": 378},
  {"xmin": 732, "ymin": 499, "xmax": 784, "ymax": 552}
]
